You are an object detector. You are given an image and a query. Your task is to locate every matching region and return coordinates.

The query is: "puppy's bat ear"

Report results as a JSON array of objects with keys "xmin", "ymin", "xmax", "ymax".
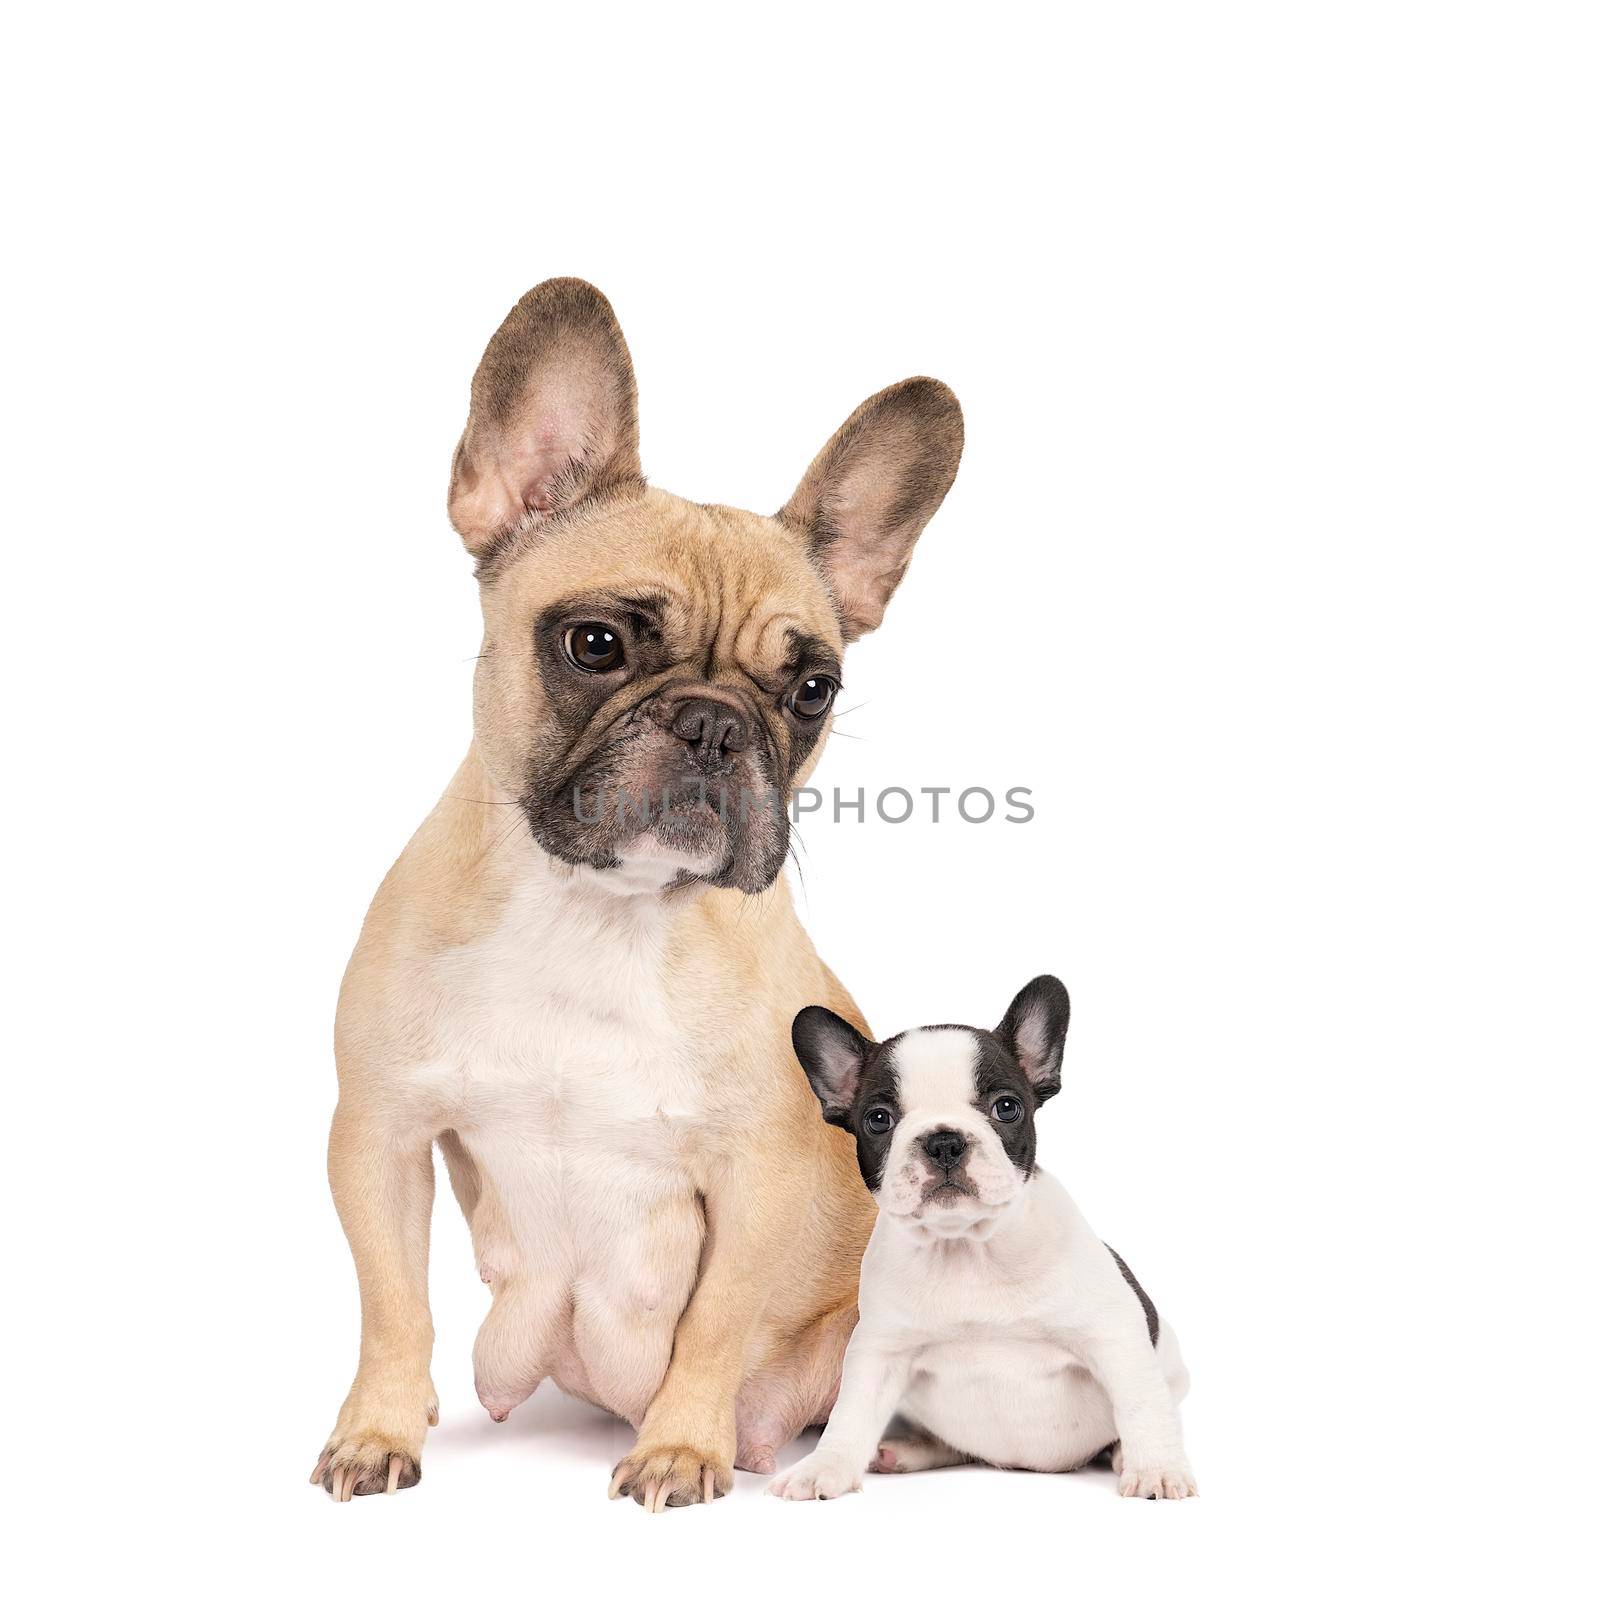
[
  {"xmin": 778, "ymin": 378, "xmax": 963, "ymax": 641},
  {"xmin": 792, "ymin": 1006, "xmax": 871, "ymax": 1126},
  {"xmin": 996, "ymin": 976, "xmax": 1071, "ymax": 1104},
  {"xmin": 448, "ymin": 278, "xmax": 644, "ymax": 557}
]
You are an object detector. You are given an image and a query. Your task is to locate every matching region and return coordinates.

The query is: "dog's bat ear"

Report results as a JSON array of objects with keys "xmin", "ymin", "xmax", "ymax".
[
  {"xmin": 448, "ymin": 278, "xmax": 643, "ymax": 557},
  {"xmin": 995, "ymin": 976, "xmax": 1070, "ymax": 1104},
  {"xmin": 792, "ymin": 1006, "xmax": 871, "ymax": 1126},
  {"xmin": 778, "ymin": 378, "xmax": 963, "ymax": 641}
]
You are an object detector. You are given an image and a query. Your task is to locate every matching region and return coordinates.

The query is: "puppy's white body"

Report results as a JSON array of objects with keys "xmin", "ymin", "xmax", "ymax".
[
  {"xmin": 858, "ymin": 1170, "xmax": 1188, "ymax": 1475},
  {"xmin": 774, "ymin": 1019, "xmax": 1196, "ymax": 1502}
]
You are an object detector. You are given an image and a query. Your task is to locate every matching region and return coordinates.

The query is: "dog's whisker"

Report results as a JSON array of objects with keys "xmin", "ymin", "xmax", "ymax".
[
  {"xmin": 476, "ymin": 809, "xmax": 527, "ymax": 864},
  {"xmin": 787, "ymin": 839, "xmax": 809, "ymax": 907}
]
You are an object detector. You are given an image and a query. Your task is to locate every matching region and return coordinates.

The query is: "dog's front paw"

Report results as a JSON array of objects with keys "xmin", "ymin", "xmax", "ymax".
[
  {"xmin": 769, "ymin": 1450, "xmax": 863, "ymax": 1502},
  {"xmin": 609, "ymin": 1445, "xmax": 731, "ymax": 1512},
  {"xmin": 310, "ymin": 1372, "xmax": 437, "ymax": 1500},
  {"xmin": 1118, "ymin": 1457, "xmax": 1198, "ymax": 1500}
]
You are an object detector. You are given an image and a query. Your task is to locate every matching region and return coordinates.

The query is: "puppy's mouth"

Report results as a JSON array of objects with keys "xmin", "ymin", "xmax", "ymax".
[{"xmin": 921, "ymin": 1173, "xmax": 979, "ymax": 1205}]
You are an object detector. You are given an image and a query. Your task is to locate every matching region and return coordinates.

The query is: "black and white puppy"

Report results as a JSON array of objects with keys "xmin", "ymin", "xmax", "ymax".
[{"xmin": 771, "ymin": 977, "xmax": 1196, "ymax": 1501}]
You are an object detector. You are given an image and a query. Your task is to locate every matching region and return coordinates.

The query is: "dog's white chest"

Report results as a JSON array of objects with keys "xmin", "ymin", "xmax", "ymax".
[
  {"xmin": 429, "ymin": 877, "xmax": 706, "ymax": 1131},
  {"xmin": 413, "ymin": 874, "xmax": 717, "ymax": 1417},
  {"xmin": 420, "ymin": 875, "xmax": 712, "ymax": 1252}
]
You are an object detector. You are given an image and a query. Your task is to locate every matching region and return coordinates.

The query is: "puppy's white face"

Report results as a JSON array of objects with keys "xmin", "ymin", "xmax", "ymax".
[
  {"xmin": 874, "ymin": 1030, "xmax": 1029, "ymax": 1231},
  {"xmin": 792, "ymin": 978, "xmax": 1072, "ymax": 1241}
]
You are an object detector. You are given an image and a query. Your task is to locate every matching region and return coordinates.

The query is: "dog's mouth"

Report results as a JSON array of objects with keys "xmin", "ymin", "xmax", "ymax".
[
  {"xmin": 525, "ymin": 747, "xmax": 790, "ymax": 894},
  {"xmin": 646, "ymin": 783, "xmax": 737, "ymax": 859}
]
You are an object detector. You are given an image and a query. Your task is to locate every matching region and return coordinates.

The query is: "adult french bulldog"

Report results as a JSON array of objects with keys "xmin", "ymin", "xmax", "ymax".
[
  {"xmin": 771, "ymin": 978, "xmax": 1196, "ymax": 1502},
  {"xmin": 310, "ymin": 279, "xmax": 963, "ymax": 1510}
]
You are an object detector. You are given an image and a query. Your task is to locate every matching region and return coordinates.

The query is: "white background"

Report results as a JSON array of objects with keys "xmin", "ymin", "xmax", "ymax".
[{"xmin": 4, "ymin": 3, "xmax": 1595, "ymax": 1595}]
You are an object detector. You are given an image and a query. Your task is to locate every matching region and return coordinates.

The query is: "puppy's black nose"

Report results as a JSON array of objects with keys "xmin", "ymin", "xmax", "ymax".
[
  {"xmin": 921, "ymin": 1129, "xmax": 968, "ymax": 1170},
  {"xmin": 671, "ymin": 697, "xmax": 749, "ymax": 755}
]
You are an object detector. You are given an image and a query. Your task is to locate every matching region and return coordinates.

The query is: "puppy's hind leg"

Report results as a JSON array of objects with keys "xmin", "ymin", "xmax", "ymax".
[
  {"xmin": 871, "ymin": 1424, "xmax": 970, "ymax": 1475},
  {"xmin": 1157, "ymin": 1322, "xmax": 1191, "ymax": 1405}
]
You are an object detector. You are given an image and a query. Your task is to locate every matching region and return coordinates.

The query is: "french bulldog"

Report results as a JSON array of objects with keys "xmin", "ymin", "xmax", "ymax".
[
  {"xmin": 310, "ymin": 279, "xmax": 963, "ymax": 1508},
  {"xmin": 771, "ymin": 977, "xmax": 1197, "ymax": 1501}
]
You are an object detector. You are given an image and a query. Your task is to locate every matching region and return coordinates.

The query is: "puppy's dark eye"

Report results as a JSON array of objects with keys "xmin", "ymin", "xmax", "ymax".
[
  {"xmin": 863, "ymin": 1105, "xmax": 896, "ymax": 1137},
  {"xmin": 991, "ymin": 1095, "xmax": 1023, "ymax": 1124},
  {"xmin": 564, "ymin": 624, "xmax": 625, "ymax": 673},
  {"xmin": 787, "ymin": 676, "xmax": 837, "ymax": 720}
]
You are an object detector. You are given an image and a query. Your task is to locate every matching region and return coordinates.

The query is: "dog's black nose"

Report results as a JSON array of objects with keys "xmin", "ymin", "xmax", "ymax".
[
  {"xmin": 671, "ymin": 697, "xmax": 749, "ymax": 755},
  {"xmin": 921, "ymin": 1129, "xmax": 968, "ymax": 1170}
]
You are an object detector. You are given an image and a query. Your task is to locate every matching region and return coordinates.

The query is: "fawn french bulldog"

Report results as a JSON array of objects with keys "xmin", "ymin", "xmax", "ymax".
[
  {"xmin": 309, "ymin": 278, "xmax": 963, "ymax": 1509},
  {"xmin": 771, "ymin": 978, "xmax": 1197, "ymax": 1502}
]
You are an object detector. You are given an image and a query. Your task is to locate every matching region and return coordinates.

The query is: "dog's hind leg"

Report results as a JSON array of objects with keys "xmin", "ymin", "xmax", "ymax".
[
  {"xmin": 732, "ymin": 1376, "xmax": 799, "ymax": 1475},
  {"xmin": 734, "ymin": 1300, "xmax": 858, "ymax": 1475},
  {"xmin": 438, "ymin": 1129, "xmax": 481, "ymax": 1220}
]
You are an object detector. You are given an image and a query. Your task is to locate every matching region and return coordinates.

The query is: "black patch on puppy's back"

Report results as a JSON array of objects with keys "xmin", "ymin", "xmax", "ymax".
[{"xmin": 1105, "ymin": 1245, "xmax": 1160, "ymax": 1346}]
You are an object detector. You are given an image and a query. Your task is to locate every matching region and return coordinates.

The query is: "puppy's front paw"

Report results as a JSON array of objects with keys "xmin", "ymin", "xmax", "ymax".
[
  {"xmin": 769, "ymin": 1451, "xmax": 862, "ymax": 1502},
  {"xmin": 1118, "ymin": 1458, "xmax": 1198, "ymax": 1500},
  {"xmin": 609, "ymin": 1446, "xmax": 731, "ymax": 1512}
]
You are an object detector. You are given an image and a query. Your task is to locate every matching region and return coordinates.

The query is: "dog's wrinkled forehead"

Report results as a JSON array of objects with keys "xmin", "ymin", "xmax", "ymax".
[
  {"xmin": 484, "ymin": 491, "xmax": 843, "ymax": 670},
  {"xmin": 450, "ymin": 278, "xmax": 962, "ymax": 651}
]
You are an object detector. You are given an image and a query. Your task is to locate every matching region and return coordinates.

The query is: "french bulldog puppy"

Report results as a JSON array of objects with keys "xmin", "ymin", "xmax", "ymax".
[
  {"xmin": 771, "ymin": 977, "xmax": 1197, "ymax": 1502},
  {"xmin": 310, "ymin": 279, "xmax": 963, "ymax": 1508}
]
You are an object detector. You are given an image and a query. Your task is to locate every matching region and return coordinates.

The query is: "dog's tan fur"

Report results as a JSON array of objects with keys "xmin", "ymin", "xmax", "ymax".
[{"xmin": 312, "ymin": 280, "xmax": 961, "ymax": 1508}]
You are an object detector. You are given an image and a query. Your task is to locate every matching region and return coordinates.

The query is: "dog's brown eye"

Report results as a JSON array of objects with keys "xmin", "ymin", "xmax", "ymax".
[
  {"xmin": 992, "ymin": 1096, "xmax": 1023, "ymax": 1124},
  {"xmin": 863, "ymin": 1105, "xmax": 896, "ymax": 1136},
  {"xmin": 564, "ymin": 624, "xmax": 625, "ymax": 673},
  {"xmin": 787, "ymin": 676, "xmax": 837, "ymax": 720}
]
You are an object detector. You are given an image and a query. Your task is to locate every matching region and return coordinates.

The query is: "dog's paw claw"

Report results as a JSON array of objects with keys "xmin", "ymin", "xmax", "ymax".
[
  {"xmin": 609, "ymin": 1447, "xmax": 730, "ymax": 1510},
  {"xmin": 313, "ymin": 1380, "xmax": 435, "ymax": 1500},
  {"xmin": 312, "ymin": 1443, "xmax": 420, "ymax": 1500}
]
